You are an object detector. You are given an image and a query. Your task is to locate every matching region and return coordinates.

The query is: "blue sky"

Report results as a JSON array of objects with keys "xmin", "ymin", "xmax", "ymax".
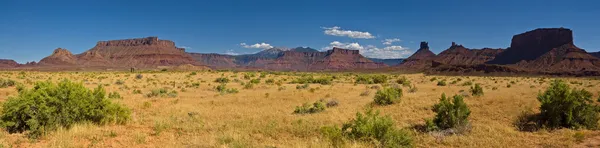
[{"xmin": 1, "ymin": 0, "xmax": 599, "ymax": 63}]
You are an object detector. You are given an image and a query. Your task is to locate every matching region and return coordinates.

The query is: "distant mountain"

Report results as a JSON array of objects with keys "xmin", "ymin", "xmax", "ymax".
[
  {"xmin": 291, "ymin": 47, "xmax": 319, "ymax": 52},
  {"xmin": 367, "ymin": 58, "xmax": 404, "ymax": 66}
]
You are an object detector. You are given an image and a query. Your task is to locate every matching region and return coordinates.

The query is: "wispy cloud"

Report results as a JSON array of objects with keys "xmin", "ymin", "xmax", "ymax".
[
  {"xmin": 224, "ymin": 49, "xmax": 241, "ymax": 55},
  {"xmin": 322, "ymin": 41, "xmax": 411, "ymax": 59},
  {"xmin": 240, "ymin": 42, "xmax": 273, "ymax": 49},
  {"xmin": 178, "ymin": 46, "xmax": 192, "ymax": 49},
  {"xmin": 382, "ymin": 38, "xmax": 401, "ymax": 45},
  {"xmin": 322, "ymin": 26, "xmax": 375, "ymax": 39}
]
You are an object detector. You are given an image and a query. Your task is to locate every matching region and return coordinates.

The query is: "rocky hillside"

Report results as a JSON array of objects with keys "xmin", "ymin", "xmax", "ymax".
[
  {"xmin": 590, "ymin": 51, "xmax": 600, "ymax": 58},
  {"xmin": 0, "ymin": 59, "xmax": 19, "ymax": 68},
  {"xmin": 434, "ymin": 42, "xmax": 504, "ymax": 65},
  {"xmin": 393, "ymin": 42, "xmax": 436, "ymax": 70}
]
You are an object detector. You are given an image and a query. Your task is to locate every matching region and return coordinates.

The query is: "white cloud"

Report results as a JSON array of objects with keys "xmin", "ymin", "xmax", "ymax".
[
  {"xmin": 382, "ymin": 38, "xmax": 401, "ymax": 45},
  {"xmin": 224, "ymin": 49, "xmax": 241, "ymax": 55},
  {"xmin": 240, "ymin": 42, "xmax": 273, "ymax": 49},
  {"xmin": 322, "ymin": 41, "xmax": 412, "ymax": 59},
  {"xmin": 322, "ymin": 41, "xmax": 364, "ymax": 51},
  {"xmin": 322, "ymin": 26, "xmax": 375, "ymax": 39},
  {"xmin": 178, "ymin": 46, "xmax": 192, "ymax": 49}
]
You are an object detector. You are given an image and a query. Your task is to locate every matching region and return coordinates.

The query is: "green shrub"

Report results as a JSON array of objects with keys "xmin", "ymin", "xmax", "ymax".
[
  {"xmin": 146, "ymin": 88, "xmax": 177, "ymax": 98},
  {"xmin": 249, "ymin": 78, "xmax": 260, "ymax": 84},
  {"xmin": 321, "ymin": 109, "xmax": 412, "ymax": 147},
  {"xmin": 215, "ymin": 84, "xmax": 239, "ymax": 94},
  {"xmin": 0, "ymin": 80, "xmax": 131, "ymax": 138},
  {"xmin": 0, "ymin": 78, "xmax": 16, "ymax": 88},
  {"xmin": 374, "ymin": 87, "xmax": 403, "ymax": 105},
  {"xmin": 294, "ymin": 100, "xmax": 326, "ymax": 114},
  {"xmin": 470, "ymin": 84, "xmax": 484, "ymax": 97},
  {"xmin": 265, "ymin": 79, "xmax": 275, "ymax": 84},
  {"xmin": 296, "ymin": 83, "xmax": 310, "ymax": 89},
  {"xmin": 214, "ymin": 77, "xmax": 230, "ymax": 83},
  {"xmin": 437, "ymin": 80, "xmax": 447, "ymax": 86},
  {"xmin": 461, "ymin": 81, "xmax": 473, "ymax": 86},
  {"xmin": 430, "ymin": 93, "xmax": 471, "ymax": 130},
  {"xmin": 291, "ymin": 76, "xmax": 332, "ymax": 85},
  {"xmin": 243, "ymin": 83, "xmax": 254, "ymax": 89},
  {"xmin": 355, "ymin": 75, "xmax": 388, "ymax": 84},
  {"xmin": 108, "ymin": 92, "xmax": 122, "ymax": 99},
  {"xmin": 115, "ymin": 79, "xmax": 125, "ymax": 85},
  {"xmin": 537, "ymin": 80, "xmax": 598, "ymax": 129},
  {"xmin": 396, "ymin": 76, "xmax": 410, "ymax": 87}
]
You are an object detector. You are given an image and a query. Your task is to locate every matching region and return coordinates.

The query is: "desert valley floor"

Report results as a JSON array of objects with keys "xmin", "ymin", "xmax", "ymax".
[{"xmin": 0, "ymin": 71, "xmax": 599, "ymax": 147}]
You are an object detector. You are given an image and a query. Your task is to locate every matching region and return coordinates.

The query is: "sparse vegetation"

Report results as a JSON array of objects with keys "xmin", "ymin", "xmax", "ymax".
[{"xmin": 0, "ymin": 78, "xmax": 16, "ymax": 88}]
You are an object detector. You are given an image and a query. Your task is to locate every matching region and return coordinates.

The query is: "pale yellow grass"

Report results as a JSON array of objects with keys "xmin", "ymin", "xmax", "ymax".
[{"xmin": 0, "ymin": 71, "xmax": 598, "ymax": 147}]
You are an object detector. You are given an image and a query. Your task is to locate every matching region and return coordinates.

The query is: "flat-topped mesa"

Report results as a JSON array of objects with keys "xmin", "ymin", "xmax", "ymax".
[
  {"xmin": 95, "ymin": 37, "xmax": 176, "ymax": 47},
  {"xmin": 327, "ymin": 47, "xmax": 360, "ymax": 55},
  {"xmin": 488, "ymin": 28, "xmax": 574, "ymax": 64}
]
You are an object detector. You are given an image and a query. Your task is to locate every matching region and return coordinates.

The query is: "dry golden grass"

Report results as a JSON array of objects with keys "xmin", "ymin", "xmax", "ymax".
[{"xmin": 0, "ymin": 71, "xmax": 599, "ymax": 147}]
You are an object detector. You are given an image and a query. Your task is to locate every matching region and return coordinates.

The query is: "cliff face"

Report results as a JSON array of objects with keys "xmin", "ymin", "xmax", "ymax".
[
  {"xmin": 395, "ymin": 42, "xmax": 436, "ymax": 70},
  {"xmin": 488, "ymin": 28, "xmax": 573, "ymax": 64},
  {"xmin": 248, "ymin": 47, "xmax": 386, "ymax": 71},
  {"xmin": 37, "ymin": 37, "xmax": 200, "ymax": 68},
  {"xmin": 189, "ymin": 53, "xmax": 237, "ymax": 68}
]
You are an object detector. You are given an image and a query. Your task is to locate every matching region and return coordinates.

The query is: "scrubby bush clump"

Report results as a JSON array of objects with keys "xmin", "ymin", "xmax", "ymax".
[
  {"xmin": 425, "ymin": 93, "xmax": 471, "ymax": 132},
  {"xmin": 470, "ymin": 84, "xmax": 484, "ymax": 96},
  {"xmin": 214, "ymin": 77, "xmax": 230, "ymax": 83},
  {"xmin": 294, "ymin": 100, "xmax": 326, "ymax": 114},
  {"xmin": 0, "ymin": 78, "xmax": 16, "ymax": 88},
  {"xmin": 374, "ymin": 87, "xmax": 403, "ymax": 105},
  {"xmin": 320, "ymin": 109, "xmax": 413, "ymax": 147},
  {"xmin": 355, "ymin": 75, "xmax": 388, "ymax": 84},
  {"xmin": 146, "ymin": 88, "xmax": 178, "ymax": 98},
  {"xmin": 396, "ymin": 76, "xmax": 411, "ymax": 87},
  {"xmin": 291, "ymin": 76, "xmax": 332, "ymax": 85},
  {"xmin": 215, "ymin": 84, "xmax": 239, "ymax": 94},
  {"xmin": 537, "ymin": 80, "xmax": 599, "ymax": 129},
  {"xmin": 0, "ymin": 80, "xmax": 131, "ymax": 138}
]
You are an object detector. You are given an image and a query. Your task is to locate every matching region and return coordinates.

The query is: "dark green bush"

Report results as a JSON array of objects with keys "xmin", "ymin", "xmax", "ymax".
[
  {"xmin": 0, "ymin": 80, "xmax": 131, "ymax": 138},
  {"xmin": 135, "ymin": 74, "xmax": 143, "ymax": 79},
  {"xmin": 320, "ymin": 109, "xmax": 412, "ymax": 147},
  {"xmin": 537, "ymin": 80, "xmax": 598, "ymax": 129},
  {"xmin": 0, "ymin": 78, "xmax": 16, "ymax": 88},
  {"xmin": 396, "ymin": 76, "xmax": 410, "ymax": 87},
  {"xmin": 294, "ymin": 100, "xmax": 326, "ymax": 114},
  {"xmin": 214, "ymin": 77, "xmax": 230, "ymax": 83},
  {"xmin": 431, "ymin": 93, "xmax": 471, "ymax": 130},
  {"xmin": 461, "ymin": 81, "xmax": 473, "ymax": 86},
  {"xmin": 437, "ymin": 80, "xmax": 447, "ymax": 86},
  {"xmin": 374, "ymin": 87, "xmax": 403, "ymax": 105},
  {"xmin": 470, "ymin": 84, "xmax": 484, "ymax": 97}
]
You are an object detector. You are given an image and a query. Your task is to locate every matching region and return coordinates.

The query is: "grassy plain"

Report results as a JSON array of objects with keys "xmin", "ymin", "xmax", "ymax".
[{"xmin": 0, "ymin": 71, "xmax": 599, "ymax": 147}]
